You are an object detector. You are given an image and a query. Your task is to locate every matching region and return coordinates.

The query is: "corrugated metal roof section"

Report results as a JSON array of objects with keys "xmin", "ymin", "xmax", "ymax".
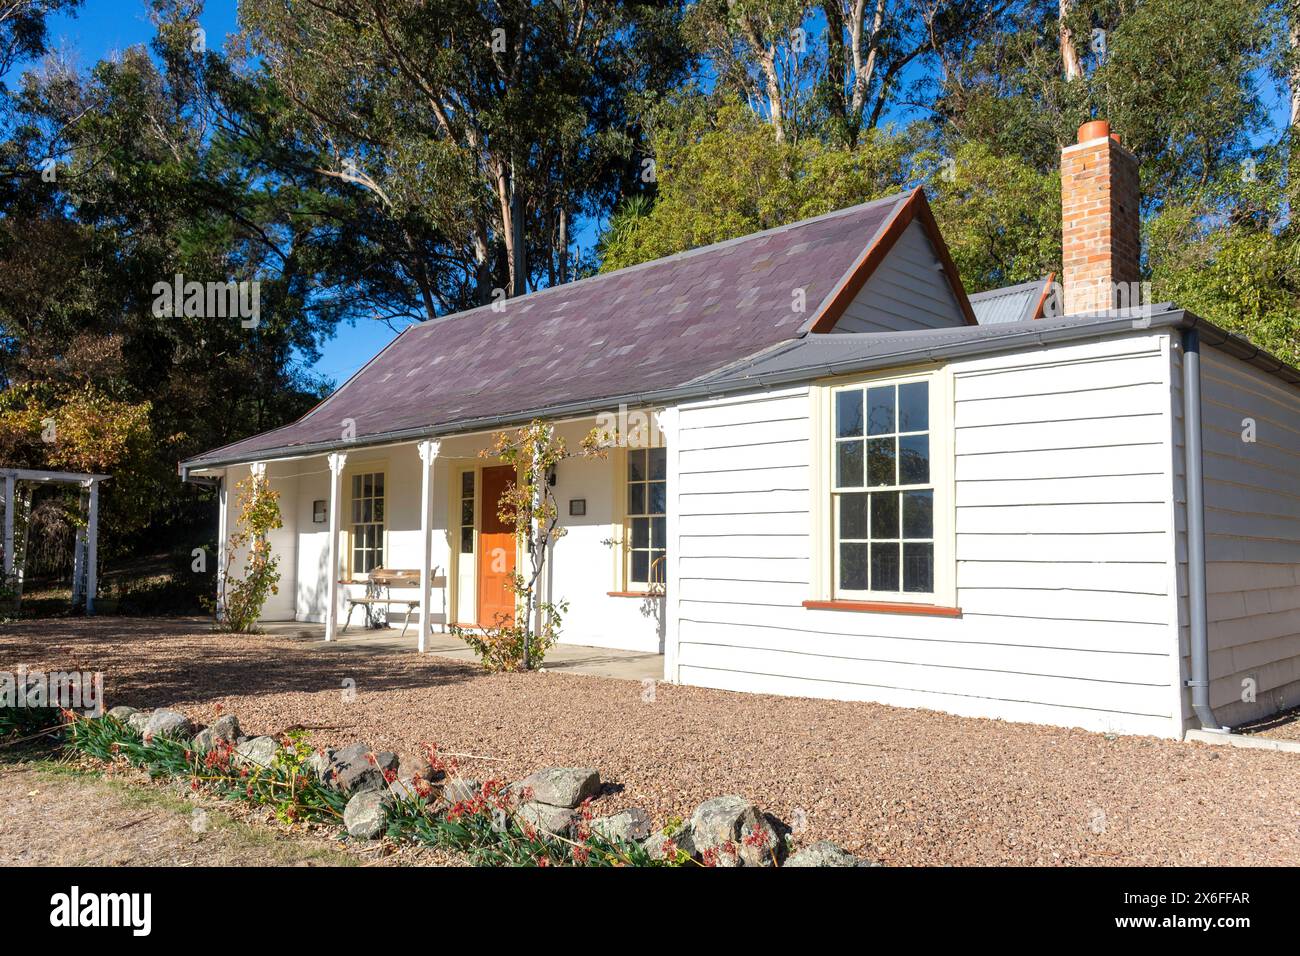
[
  {"xmin": 182, "ymin": 193, "xmax": 911, "ymax": 470},
  {"xmin": 969, "ymin": 277, "xmax": 1050, "ymax": 325},
  {"xmin": 698, "ymin": 309, "xmax": 1181, "ymax": 385}
]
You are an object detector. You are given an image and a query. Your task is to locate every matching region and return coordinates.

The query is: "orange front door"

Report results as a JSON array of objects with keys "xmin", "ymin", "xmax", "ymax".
[{"xmin": 478, "ymin": 465, "xmax": 516, "ymax": 627}]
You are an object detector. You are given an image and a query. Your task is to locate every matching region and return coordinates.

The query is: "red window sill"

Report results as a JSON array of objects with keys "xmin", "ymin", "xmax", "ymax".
[
  {"xmin": 802, "ymin": 599, "xmax": 962, "ymax": 618},
  {"xmin": 608, "ymin": 590, "xmax": 661, "ymax": 598}
]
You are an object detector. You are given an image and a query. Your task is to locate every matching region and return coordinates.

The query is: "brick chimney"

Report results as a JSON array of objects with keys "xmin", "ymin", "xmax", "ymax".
[{"xmin": 1060, "ymin": 119, "xmax": 1140, "ymax": 315}]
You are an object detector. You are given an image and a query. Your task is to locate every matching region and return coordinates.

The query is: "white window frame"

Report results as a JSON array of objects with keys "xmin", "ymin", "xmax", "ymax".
[{"xmin": 812, "ymin": 366, "xmax": 955, "ymax": 607}]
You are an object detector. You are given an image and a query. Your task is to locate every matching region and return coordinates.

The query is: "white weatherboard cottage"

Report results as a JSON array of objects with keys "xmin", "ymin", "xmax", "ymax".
[{"xmin": 182, "ymin": 122, "xmax": 1300, "ymax": 740}]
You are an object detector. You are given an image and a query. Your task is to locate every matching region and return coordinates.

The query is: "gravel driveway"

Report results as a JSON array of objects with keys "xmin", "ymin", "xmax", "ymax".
[{"xmin": 4, "ymin": 616, "xmax": 1299, "ymax": 866}]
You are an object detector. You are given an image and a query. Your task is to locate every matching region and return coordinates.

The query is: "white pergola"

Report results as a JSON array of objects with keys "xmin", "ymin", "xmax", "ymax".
[{"xmin": 1, "ymin": 468, "xmax": 109, "ymax": 614}]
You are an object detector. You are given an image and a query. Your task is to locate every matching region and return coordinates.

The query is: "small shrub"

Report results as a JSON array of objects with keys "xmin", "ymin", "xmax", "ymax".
[{"xmin": 210, "ymin": 474, "xmax": 282, "ymax": 633}]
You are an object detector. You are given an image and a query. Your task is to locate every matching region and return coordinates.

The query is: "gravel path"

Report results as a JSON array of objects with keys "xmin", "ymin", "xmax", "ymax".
[{"xmin": 4, "ymin": 616, "xmax": 1299, "ymax": 866}]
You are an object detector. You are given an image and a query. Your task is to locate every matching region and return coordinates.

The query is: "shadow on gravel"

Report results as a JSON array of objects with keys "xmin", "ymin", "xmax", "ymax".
[{"xmin": 0, "ymin": 616, "xmax": 479, "ymax": 709}]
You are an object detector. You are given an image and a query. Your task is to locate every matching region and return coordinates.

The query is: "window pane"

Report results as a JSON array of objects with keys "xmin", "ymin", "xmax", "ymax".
[
  {"xmin": 648, "ymin": 447, "xmax": 667, "ymax": 480},
  {"xmin": 871, "ymin": 492, "xmax": 899, "ymax": 540},
  {"xmin": 836, "ymin": 440, "xmax": 863, "ymax": 487},
  {"xmin": 903, "ymin": 491, "xmax": 933, "ymax": 539},
  {"xmin": 628, "ymin": 449, "xmax": 646, "ymax": 481},
  {"xmin": 351, "ymin": 501, "xmax": 361, "ymax": 523},
  {"xmin": 374, "ymin": 473, "xmax": 384, "ymax": 495},
  {"xmin": 651, "ymin": 516, "xmax": 666, "ymax": 549},
  {"xmin": 631, "ymin": 517, "xmax": 650, "ymax": 548},
  {"xmin": 631, "ymin": 550, "xmax": 649, "ymax": 583},
  {"xmin": 628, "ymin": 483, "xmax": 645, "ymax": 515},
  {"xmin": 461, "ymin": 500, "xmax": 474, "ymax": 525},
  {"xmin": 839, "ymin": 493, "xmax": 869, "ymax": 539},
  {"xmin": 840, "ymin": 543, "xmax": 868, "ymax": 590},
  {"xmin": 866, "ymin": 437, "xmax": 896, "ymax": 487},
  {"xmin": 899, "ymin": 382, "xmax": 929, "ymax": 432},
  {"xmin": 835, "ymin": 389, "xmax": 863, "ymax": 438},
  {"xmin": 363, "ymin": 474, "xmax": 372, "ymax": 497},
  {"xmin": 373, "ymin": 499, "xmax": 384, "ymax": 522},
  {"xmin": 461, "ymin": 471, "xmax": 474, "ymax": 494},
  {"xmin": 871, "ymin": 542, "xmax": 900, "ymax": 592},
  {"xmin": 362, "ymin": 500, "xmax": 373, "ymax": 522},
  {"xmin": 652, "ymin": 551, "xmax": 667, "ymax": 584},
  {"xmin": 899, "ymin": 434, "xmax": 930, "ymax": 485},
  {"xmin": 374, "ymin": 539, "xmax": 384, "ymax": 568},
  {"xmin": 867, "ymin": 386, "xmax": 896, "ymax": 436},
  {"xmin": 352, "ymin": 544, "xmax": 362, "ymax": 571},
  {"xmin": 460, "ymin": 527, "xmax": 474, "ymax": 554},
  {"xmin": 648, "ymin": 481, "xmax": 666, "ymax": 514},
  {"xmin": 903, "ymin": 542, "xmax": 934, "ymax": 592},
  {"xmin": 352, "ymin": 475, "xmax": 361, "ymax": 497}
]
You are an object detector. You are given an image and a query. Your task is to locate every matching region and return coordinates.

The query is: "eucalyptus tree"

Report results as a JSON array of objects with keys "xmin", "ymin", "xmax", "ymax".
[{"xmin": 241, "ymin": 0, "xmax": 690, "ymax": 311}]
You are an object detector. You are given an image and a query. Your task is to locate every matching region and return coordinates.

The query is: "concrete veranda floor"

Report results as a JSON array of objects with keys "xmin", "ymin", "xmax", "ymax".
[{"xmin": 256, "ymin": 619, "xmax": 664, "ymax": 681}]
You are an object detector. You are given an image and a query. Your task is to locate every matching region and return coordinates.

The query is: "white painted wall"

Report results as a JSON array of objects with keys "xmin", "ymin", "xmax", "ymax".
[
  {"xmin": 222, "ymin": 460, "xmax": 299, "ymax": 621},
  {"xmin": 670, "ymin": 332, "xmax": 1186, "ymax": 737},
  {"xmin": 256, "ymin": 424, "xmax": 661, "ymax": 653},
  {"xmin": 832, "ymin": 221, "xmax": 967, "ymax": 332},
  {"xmin": 1173, "ymin": 344, "xmax": 1300, "ymax": 731}
]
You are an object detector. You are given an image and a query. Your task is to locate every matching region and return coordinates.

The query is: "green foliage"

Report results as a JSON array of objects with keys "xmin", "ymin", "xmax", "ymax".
[
  {"xmin": 64, "ymin": 714, "xmax": 347, "ymax": 824},
  {"xmin": 922, "ymin": 141, "xmax": 1062, "ymax": 293},
  {"xmin": 599, "ymin": 104, "xmax": 910, "ymax": 270},
  {"xmin": 212, "ymin": 473, "xmax": 283, "ymax": 633},
  {"xmin": 1146, "ymin": 148, "xmax": 1300, "ymax": 367}
]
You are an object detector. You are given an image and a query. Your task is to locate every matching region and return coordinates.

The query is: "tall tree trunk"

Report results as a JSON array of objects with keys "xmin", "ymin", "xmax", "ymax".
[
  {"xmin": 758, "ymin": 44, "xmax": 786, "ymax": 142},
  {"xmin": 1059, "ymin": 0, "xmax": 1082, "ymax": 81},
  {"xmin": 510, "ymin": 157, "xmax": 526, "ymax": 297},
  {"xmin": 557, "ymin": 205, "xmax": 569, "ymax": 284},
  {"xmin": 1290, "ymin": 3, "xmax": 1300, "ymax": 128}
]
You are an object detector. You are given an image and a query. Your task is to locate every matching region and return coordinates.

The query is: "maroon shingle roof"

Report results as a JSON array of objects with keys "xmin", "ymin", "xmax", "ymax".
[{"xmin": 182, "ymin": 192, "xmax": 911, "ymax": 470}]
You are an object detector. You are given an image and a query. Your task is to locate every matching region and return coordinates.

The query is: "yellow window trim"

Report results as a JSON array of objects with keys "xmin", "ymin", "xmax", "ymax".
[
  {"xmin": 342, "ymin": 459, "xmax": 389, "ymax": 580},
  {"xmin": 811, "ymin": 364, "xmax": 956, "ymax": 608}
]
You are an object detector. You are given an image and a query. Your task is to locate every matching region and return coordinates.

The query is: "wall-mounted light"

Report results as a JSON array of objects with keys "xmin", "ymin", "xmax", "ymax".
[{"xmin": 569, "ymin": 498, "xmax": 586, "ymax": 517}]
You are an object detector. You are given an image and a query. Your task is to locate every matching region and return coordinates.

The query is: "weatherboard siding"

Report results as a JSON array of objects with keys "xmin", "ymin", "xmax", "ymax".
[
  {"xmin": 832, "ymin": 221, "xmax": 968, "ymax": 333},
  {"xmin": 1173, "ymin": 344, "xmax": 1300, "ymax": 731},
  {"xmin": 671, "ymin": 333, "xmax": 1183, "ymax": 737}
]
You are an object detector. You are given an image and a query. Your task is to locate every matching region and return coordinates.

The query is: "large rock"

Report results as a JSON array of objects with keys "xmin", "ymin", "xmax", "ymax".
[
  {"xmin": 344, "ymin": 790, "xmax": 389, "ymax": 840},
  {"xmin": 591, "ymin": 808, "xmax": 652, "ymax": 845},
  {"xmin": 306, "ymin": 747, "xmax": 336, "ymax": 783},
  {"xmin": 192, "ymin": 715, "xmax": 241, "ymax": 755},
  {"xmin": 397, "ymin": 751, "xmax": 441, "ymax": 784},
  {"xmin": 515, "ymin": 801, "xmax": 576, "ymax": 838},
  {"xmin": 643, "ymin": 827, "xmax": 695, "ymax": 862},
  {"xmin": 689, "ymin": 795, "xmax": 778, "ymax": 867},
  {"xmin": 442, "ymin": 778, "xmax": 482, "ymax": 805},
  {"xmin": 513, "ymin": 767, "xmax": 600, "ymax": 809},
  {"xmin": 785, "ymin": 841, "xmax": 861, "ymax": 867},
  {"xmin": 322, "ymin": 742, "xmax": 397, "ymax": 796},
  {"xmin": 143, "ymin": 709, "xmax": 193, "ymax": 742},
  {"xmin": 233, "ymin": 735, "xmax": 279, "ymax": 770},
  {"xmin": 106, "ymin": 706, "xmax": 138, "ymax": 722},
  {"xmin": 126, "ymin": 711, "xmax": 152, "ymax": 734}
]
